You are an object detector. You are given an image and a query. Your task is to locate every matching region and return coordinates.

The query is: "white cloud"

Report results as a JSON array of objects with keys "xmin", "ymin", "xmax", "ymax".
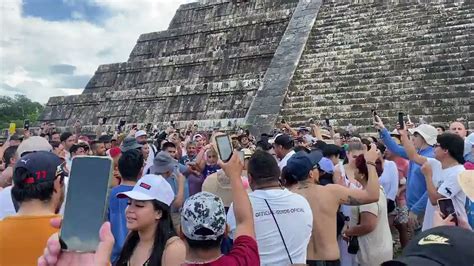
[{"xmin": 0, "ymin": 0, "xmax": 194, "ymax": 103}]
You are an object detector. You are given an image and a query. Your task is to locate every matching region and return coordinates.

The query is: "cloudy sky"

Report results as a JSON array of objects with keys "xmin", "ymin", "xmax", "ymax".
[{"xmin": 0, "ymin": 0, "xmax": 193, "ymax": 103}]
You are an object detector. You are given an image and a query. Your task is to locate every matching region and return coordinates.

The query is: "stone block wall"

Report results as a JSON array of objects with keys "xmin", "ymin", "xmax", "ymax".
[
  {"xmin": 280, "ymin": 0, "xmax": 473, "ymax": 132},
  {"xmin": 41, "ymin": 0, "xmax": 473, "ymax": 133},
  {"xmin": 41, "ymin": 0, "xmax": 299, "ymax": 131}
]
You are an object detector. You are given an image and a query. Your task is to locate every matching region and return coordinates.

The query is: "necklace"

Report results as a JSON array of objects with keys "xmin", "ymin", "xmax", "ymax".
[{"xmin": 184, "ymin": 254, "xmax": 224, "ymax": 264}]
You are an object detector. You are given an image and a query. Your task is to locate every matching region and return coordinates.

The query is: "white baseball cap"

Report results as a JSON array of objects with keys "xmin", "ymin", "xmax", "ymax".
[
  {"xmin": 134, "ymin": 130, "xmax": 147, "ymax": 138},
  {"xmin": 408, "ymin": 124, "xmax": 438, "ymax": 146},
  {"xmin": 117, "ymin": 174, "xmax": 175, "ymax": 207}
]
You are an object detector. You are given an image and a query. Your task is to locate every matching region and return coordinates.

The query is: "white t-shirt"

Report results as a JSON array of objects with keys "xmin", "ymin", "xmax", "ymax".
[
  {"xmin": 351, "ymin": 188, "xmax": 393, "ymax": 266},
  {"xmin": 278, "ymin": 150, "xmax": 295, "ymax": 170},
  {"xmin": 378, "ymin": 160, "xmax": 399, "ymax": 201},
  {"xmin": 422, "ymin": 158, "xmax": 467, "ymax": 231},
  {"xmin": 0, "ymin": 186, "xmax": 15, "ymax": 220},
  {"xmin": 0, "ymin": 178, "xmax": 69, "ymax": 220},
  {"xmin": 227, "ymin": 189, "xmax": 313, "ymax": 266}
]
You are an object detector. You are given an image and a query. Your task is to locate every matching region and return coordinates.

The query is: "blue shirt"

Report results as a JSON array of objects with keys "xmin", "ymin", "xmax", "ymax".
[
  {"xmin": 203, "ymin": 164, "xmax": 220, "ymax": 178},
  {"xmin": 467, "ymin": 199, "xmax": 474, "ymax": 229},
  {"xmin": 379, "ymin": 128, "xmax": 434, "ymax": 215},
  {"xmin": 179, "ymin": 155, "xmax": 196, "ymax": 165},
  {"xmin": 165, "ymin": 174, "xmax": 190, "ymax": 213},
  {"xmin": 108, "ymin": 185, "xmax": 134, "ymax": 263}
]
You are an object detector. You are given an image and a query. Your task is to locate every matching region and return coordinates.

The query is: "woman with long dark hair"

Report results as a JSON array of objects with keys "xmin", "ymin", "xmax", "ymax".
[{"xmin": 116, "ymin": 174, "xmax": 185, "ymax": 266}]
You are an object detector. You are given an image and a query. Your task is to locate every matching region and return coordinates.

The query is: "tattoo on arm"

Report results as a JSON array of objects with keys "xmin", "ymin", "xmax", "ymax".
[{"xmin": 347, "ymin": 195, "xmax": 362, "ymax": 206}]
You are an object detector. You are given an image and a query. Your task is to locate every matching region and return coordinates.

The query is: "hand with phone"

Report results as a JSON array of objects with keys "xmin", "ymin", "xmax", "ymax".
[
  {"xmin": 38, "ymin": 217, "xmax": 114, "ymax": 266},
  {"xmin": 372, "ymin": 114, "xmax": 385, "ymax": 130},
  {"xmin": 433, "ymin": 210, "xmax": 472, "ymax": 230}
]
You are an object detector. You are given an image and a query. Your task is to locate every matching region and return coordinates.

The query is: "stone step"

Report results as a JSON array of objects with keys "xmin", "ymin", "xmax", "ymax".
[
  {"xmin": 297, "ymin": 58, "xmax": 471, "ymax": 77},
  {"xmin": 171, "ymin": 0, "xmax": 299, "ymax": 27},
  {"xmin": 298, "ymin": 52, "xmax": 471, "ymax": 71},
  {"xmin": 303, "ymin": 33, "xmax": 473, "ymax": 60},
  {"xmin": 281, "ymin": 103, "xmax": 470, "ymax": 124},
  {"xmin": 287, "ymin": 84, "xmax": 471, "ymax": 98},
  {"xmin": 292, "ymin": 69, "xmax": 473, "ymax": 86},
  {"xmin": 306, "ymin": 27, "xmax": 473, "ymax": 52},
  {"xmin": 296, "ymin": 51, "xmax": 472, "ymax": 76},
  {"xmin": 296, "ymin": 62, "xmax": 470, "ymax": 80},
  {"xmin": 315, "ymin": 3, "xmax": 472, "ymax": 24},
  {"xmin": 314, "ymin": 12, "xmax": 472, "ymax": 38},
  {"xmin": 283, "ymin": 90, "xmax": 471, "ymax": 109}
]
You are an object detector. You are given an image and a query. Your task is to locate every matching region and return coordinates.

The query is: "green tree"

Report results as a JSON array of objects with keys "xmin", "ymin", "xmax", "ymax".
[{"xmin": 0, "ymin": 94, "xmax": 44, "ymax": 129}]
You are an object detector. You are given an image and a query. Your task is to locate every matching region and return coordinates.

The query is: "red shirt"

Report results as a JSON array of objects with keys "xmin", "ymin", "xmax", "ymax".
[{"xmin": 184, "ymin": 235, "xmax": 260, "ymax": 266}]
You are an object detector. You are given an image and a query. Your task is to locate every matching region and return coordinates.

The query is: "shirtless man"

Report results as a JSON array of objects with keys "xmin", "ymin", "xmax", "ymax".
[{"xmin": 286, "ymin": 144, "xmax": 380, "ymax": 265}]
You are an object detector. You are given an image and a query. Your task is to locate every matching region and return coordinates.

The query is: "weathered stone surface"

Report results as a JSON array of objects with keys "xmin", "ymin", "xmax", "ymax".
[
  {"xmin": 41, "ymin": 0, "xmax": 299, "ymax": 131},
  {"xmin": 279, "ymin": 0, "xmax": 473, "ymax": 132},
  {"xmin": 41, "ymin": 0, "xmax": 473, "ymax": 133}
]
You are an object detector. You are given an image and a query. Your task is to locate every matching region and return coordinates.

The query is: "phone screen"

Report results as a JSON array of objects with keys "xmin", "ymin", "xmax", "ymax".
[
  {"xmin": 24, "ymin": 120, "xmax": 30, "ymax": 130},
  {"xmin": 60, "ymin": 156, "xmax": 113, "ymax": 252},
  {"xmin": 325, "ymin": 118, "xmax": 330, "ymax": 127},
  {"xmin": 398, "ymin": 112, "xmax": 404, "ymax": 129},
  {"xmin": 215, "ymin": 135, "xmax": 233, "ymax": 162},
  {"xmin": 438, "ymin": 198, "xmax": 458, "ymax": 225}
]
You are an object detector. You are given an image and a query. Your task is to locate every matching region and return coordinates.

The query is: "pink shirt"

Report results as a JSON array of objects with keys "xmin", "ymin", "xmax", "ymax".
[{"xmin": 393, "ymin": 157, "xmax": 409, "ymax": 205}]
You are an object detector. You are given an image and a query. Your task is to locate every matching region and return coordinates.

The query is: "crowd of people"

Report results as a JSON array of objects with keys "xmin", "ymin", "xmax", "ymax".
[{"xmin": 0, "ymin": 117, "xmax": 473, "ymax": 266}]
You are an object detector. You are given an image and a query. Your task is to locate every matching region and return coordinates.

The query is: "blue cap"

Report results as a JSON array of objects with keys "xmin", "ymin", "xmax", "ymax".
[
  {"xmin": 318, "ymin": 157, "xmax": 334, "ymax": 174},
  {"xmin": 286, "ymin": 151, "xmax": 323, "ymax": 181}
]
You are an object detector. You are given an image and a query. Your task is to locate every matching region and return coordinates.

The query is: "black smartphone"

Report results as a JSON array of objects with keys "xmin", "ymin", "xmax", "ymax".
[
  {"xmin": 132, "ymin": 124, "xmax": 138, "ymax": 130},
  {"xmin": 102, "ymin": 117, "xmax": 108, "ymax": 124},
  {"xmin": 119, "ymin": 120, "xmax": 126, "ymax": 127},
  {"xmin": 372, "ymin": 109, "xmax": 380, "ymax": 122},
  {"xmin": 398, "ymin": 112, "xmax": 405, "ymax": 129},
  {"xmin": 170, "ymin": 121, "xmax": 175, "ymax": 128},
  {"xmin": 438, "ymin": 198, "xmax": 458, "ymax": 226},
  {"xmin": 215, "ymin": 135, "xmax": 233, "ymax": 162},
  {"xmin": 24, "ymin": 119, "xmax": 30, "ymax": 130},
  {"xmin": 60, "ymin": 156, "xmax": 113, "ymax": 252},
  {"xmin": 325, "ymin": 118, "xmax": 331, "ymax": 127},
  {"xmin": 146, "ymin": 123, "xmax": 152, "ymax": 132},
  {"xmin": 281, "ymin": 119, "xmax": 286, "ymax": 124}
]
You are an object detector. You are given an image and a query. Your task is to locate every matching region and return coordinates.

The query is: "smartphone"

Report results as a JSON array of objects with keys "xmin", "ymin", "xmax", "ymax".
[
  {"xmin": 146, "ymin": 123, "xmax": 152, "ymax": 132},
  {"xmin": 281, "ymin": 119, "xmax": 286, "ymax": 124},
  {"xmin": 102, "ymin": 117, "xmax": 108, "ymax": 124},
  {"xmin": 438, "ymin": 198, "xmax": 458, "ymax": 226},
  {"xmin": 372, "ymin": 109, "xmax": 380, "ymax": 122},
  {"xmin": 398, "ymin": 112, "xmax": 404, "ymax": 129},
  {"xmin": 24, "ymin": 120, "xmax": 30, "ymax": 130},
  {"xmin": 60, "ymin": 156, "xmax": 113, "ymax": 252},
  {"xmin": 132, "ymin": 124, "xmax": 138, "ymax": 130},
  {"xmin": 9, "ymin": 123, "xmax": 16, "ymax": 135},
  {"xmin": 170, "ymin": 121, "xmax": 175, "ymax": 128},
  {"xmin": 325, "ymin": 118, "xmax": 330, "ymax": 127},
  {"xmin": 215, "ymin": 135, "xmax": 233, "ymax": 162}
]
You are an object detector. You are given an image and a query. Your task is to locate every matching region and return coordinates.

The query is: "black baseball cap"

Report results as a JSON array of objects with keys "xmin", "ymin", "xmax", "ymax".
[
  {"xmin": 382, "ymin": 226, "xmax": 474, "ymax": 266},
  {"xmin": 13, "ymin": 151, "xmax": 65, "ymax": 185},
  {"xmin": 274, "ymin": 134, "xmax": 294, "ymax": 146}
]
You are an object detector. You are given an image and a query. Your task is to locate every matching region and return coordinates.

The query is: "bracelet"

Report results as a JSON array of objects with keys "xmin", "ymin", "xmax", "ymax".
[{"xmin": 366, "ymin": 161, "xmax": 376, "ymax": 167}]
